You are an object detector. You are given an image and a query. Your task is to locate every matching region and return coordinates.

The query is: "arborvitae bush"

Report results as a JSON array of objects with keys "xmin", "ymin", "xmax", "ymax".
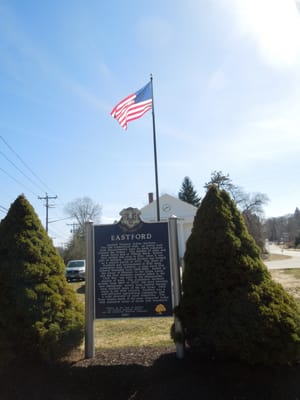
[
  {"xmin": 176, "ymin": 185, "xmax": 300, "ymax": 365},
  {"xmin": 0, "ymin": 195, "xmax": 84, "ymax": 364}
]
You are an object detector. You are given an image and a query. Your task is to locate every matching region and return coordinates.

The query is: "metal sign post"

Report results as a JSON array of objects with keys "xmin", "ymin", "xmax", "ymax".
[
  {"xmin": 168, "ymin": 216, "xmax": 185, "ymax": 359},
  {"xmin": 85, "ymin": 220, "xmax": 95, "ymax": 359}
]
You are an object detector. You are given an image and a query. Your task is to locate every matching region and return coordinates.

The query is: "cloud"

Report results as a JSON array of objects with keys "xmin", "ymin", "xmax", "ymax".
[{"xmin": 229, "ymin": 0, "xmax": 300, "ymax": 68}]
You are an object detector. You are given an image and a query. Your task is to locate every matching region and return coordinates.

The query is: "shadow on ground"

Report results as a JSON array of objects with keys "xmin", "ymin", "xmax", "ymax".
[
  {"xmin": 76, "ymin": 283, "xmax": 85, "ymax": 294},
  {"xmin": 1, "ymin": 349, "xmax": 300, "ymax": 399}
]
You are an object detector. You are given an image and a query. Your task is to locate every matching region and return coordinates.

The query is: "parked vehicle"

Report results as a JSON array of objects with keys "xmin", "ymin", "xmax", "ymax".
[{"xmin": 66, "ymin": 259, "xmax": 86, "ymax": 281}]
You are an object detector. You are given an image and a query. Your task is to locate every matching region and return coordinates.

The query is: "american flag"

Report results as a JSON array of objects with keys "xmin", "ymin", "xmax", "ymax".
[{"xmin": 110, "ymin": 82, "xmax": 152, "ymax": 130}]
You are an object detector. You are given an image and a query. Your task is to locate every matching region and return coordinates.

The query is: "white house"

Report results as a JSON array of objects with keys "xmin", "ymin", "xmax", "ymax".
[{"xmin": 140, "ymin": 193, "xmax": 197, "ymax": 260}]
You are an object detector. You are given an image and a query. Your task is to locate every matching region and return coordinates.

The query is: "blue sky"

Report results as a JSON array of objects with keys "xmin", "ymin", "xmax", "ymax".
[{"xmin": 1, "ymin": 0, "xmax": 300, "ymax": 246}]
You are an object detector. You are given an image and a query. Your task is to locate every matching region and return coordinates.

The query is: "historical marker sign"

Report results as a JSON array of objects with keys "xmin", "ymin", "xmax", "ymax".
[{"xmin": 94, "ymin": 208, "xmax": 173, "ymax": 319}]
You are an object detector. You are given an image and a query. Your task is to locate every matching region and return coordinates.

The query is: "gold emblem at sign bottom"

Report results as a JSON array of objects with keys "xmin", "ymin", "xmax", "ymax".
[{"xmin": 155, "ymin": 304, "xmax": 167, "ymax": 314}]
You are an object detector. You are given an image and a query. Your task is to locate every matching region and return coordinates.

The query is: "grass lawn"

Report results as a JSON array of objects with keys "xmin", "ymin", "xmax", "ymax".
[
  {"xmin": 71, "ymin": 266, "xmax": 300, "ymax": 350},
  {"xmin": 70, "ymin": 282, "xmax": 173, "ymax": 349},
  {"xmin": 270, "ymin": 268, "xmax": 300, "ymax": 303},
  {"xmin": 70, "ymin": 267, "xmax": 300, "ymax": 350},
  {"xmin": 263, "ymin": 253, "xmax": 291, "ymax": 261},
  {"xmin": 278, "ymin": 268, "xmax": 300, "ymax": 279},
  {"xmin": 93, "ymin": 317, "xmax": 173, "ymax": 348}
]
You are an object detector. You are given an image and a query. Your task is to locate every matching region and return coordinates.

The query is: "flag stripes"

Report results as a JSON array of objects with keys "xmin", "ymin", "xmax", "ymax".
[{"xmin": 110, "ymin": 82, "xmax": 152, "ymax": 130}]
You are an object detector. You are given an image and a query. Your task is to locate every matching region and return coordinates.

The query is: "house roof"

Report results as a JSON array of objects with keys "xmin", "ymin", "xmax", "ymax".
[{"xmin": 140, "ymin": 194, "xmax": 197, "ymax": 221}]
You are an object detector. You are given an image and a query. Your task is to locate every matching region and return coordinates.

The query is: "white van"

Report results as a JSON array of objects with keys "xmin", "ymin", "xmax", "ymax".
[{"xmin": 65, "ymin": 259, "xmax": 86, "ymax": 281}]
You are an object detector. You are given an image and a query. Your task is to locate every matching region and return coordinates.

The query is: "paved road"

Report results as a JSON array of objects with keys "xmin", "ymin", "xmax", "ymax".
[{"xmin": 264, "ymin": 244, "xmax": 300, "ymax": 269}]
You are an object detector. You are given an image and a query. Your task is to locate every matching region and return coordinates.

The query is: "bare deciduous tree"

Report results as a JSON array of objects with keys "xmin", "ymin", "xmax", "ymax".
[
  {"xmin": 204, "ymin": 171, "xmax": 269, "ymax": 252},
  {"xmin": 64, "ymin": 197, "xmax": 102, "ymax": 233}
]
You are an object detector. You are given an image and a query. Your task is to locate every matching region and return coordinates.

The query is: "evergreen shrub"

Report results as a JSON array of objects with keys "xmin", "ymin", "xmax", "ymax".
[
  {"xmin": 175, "ymin": 186, "xmax": 300, "ymax": 365},
  {"xmin": 0, "ymin": 195, "xmax": 84, "ymax": 364}
]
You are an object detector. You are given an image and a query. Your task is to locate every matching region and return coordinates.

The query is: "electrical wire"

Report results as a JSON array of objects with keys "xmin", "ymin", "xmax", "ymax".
[
  {"xmin": 0, "ymin": 166, "xmax": 39, "ymax": 197},
  {"xmin": 0, "ymin": 135, "xmax": 57, "ymax": 196},
  {"xmin": 0, "ymin": 136, "xmax": 76, "ymax": 244},
  {"xmin": 0, "ymin": 205, "xmax": 8, "ymax": 215},
  {"xmin": 0, "ymin": 150, "xmax": 46, "ymax": 194}
]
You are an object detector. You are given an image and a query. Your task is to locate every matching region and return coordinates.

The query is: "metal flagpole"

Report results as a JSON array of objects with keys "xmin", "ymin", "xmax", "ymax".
[{"xmin": 150, "ymin": 74, "xmax": 160, "ymax": 221}]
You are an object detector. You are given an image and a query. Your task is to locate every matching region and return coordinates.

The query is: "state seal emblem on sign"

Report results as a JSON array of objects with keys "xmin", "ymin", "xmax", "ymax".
[{"xmin": 119, "ymin": 207, "xmax": 143, "ymax": 232}]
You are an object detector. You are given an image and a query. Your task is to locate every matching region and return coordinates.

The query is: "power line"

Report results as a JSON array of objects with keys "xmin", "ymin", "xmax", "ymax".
[
  {"xmin": 48, "ymin": 218, "xmax": 73, "ymax": 241},
  {"xmin": 0, "ymin": 150, "xmax": 46, "ymax": 193},
  {"xmin": 49, "ymin": 216, "xmax": 72, "ymax": 224},
  {"xmin": 0, "ymin": 135, "xmax": 57, "ymax": 196},
  {"xmin": 0, "ymin": 166, "xmax": 39, "ymax": 197},
  {"xmin": 0, "ymin": 136, "xmax": 73, "ymax": 241},
  {"xmin": 0, "ymin": 205, "xmax": 8, "ymax": 215}
]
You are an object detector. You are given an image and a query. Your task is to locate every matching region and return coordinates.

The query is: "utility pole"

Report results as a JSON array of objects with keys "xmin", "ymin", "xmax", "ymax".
[
  {"xmin": 38, "ymin": 193, "xmax": 57, "ymax": 232},
  {"xmin": 67, "ymin": 222, "xmax": 80, "ymax": 238}
]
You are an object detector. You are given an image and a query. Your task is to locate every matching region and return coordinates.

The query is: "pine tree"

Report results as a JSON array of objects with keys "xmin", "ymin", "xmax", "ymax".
[
  {"xmin": 0, "ymin": 195, "xmax": 84, "ymax": 364},
  {"xmin": 176, "ymin": 186, "xmax": 300, "ymax": 365},
  {"xmin": 178, "ymin": 176, "xmax": 201, "ymax": 207}
]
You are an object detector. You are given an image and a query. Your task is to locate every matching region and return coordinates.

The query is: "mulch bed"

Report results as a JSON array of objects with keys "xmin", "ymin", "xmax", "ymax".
[{"xmin": 2, "ymin": 346, "xmax": 300, "ymax": 399}]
